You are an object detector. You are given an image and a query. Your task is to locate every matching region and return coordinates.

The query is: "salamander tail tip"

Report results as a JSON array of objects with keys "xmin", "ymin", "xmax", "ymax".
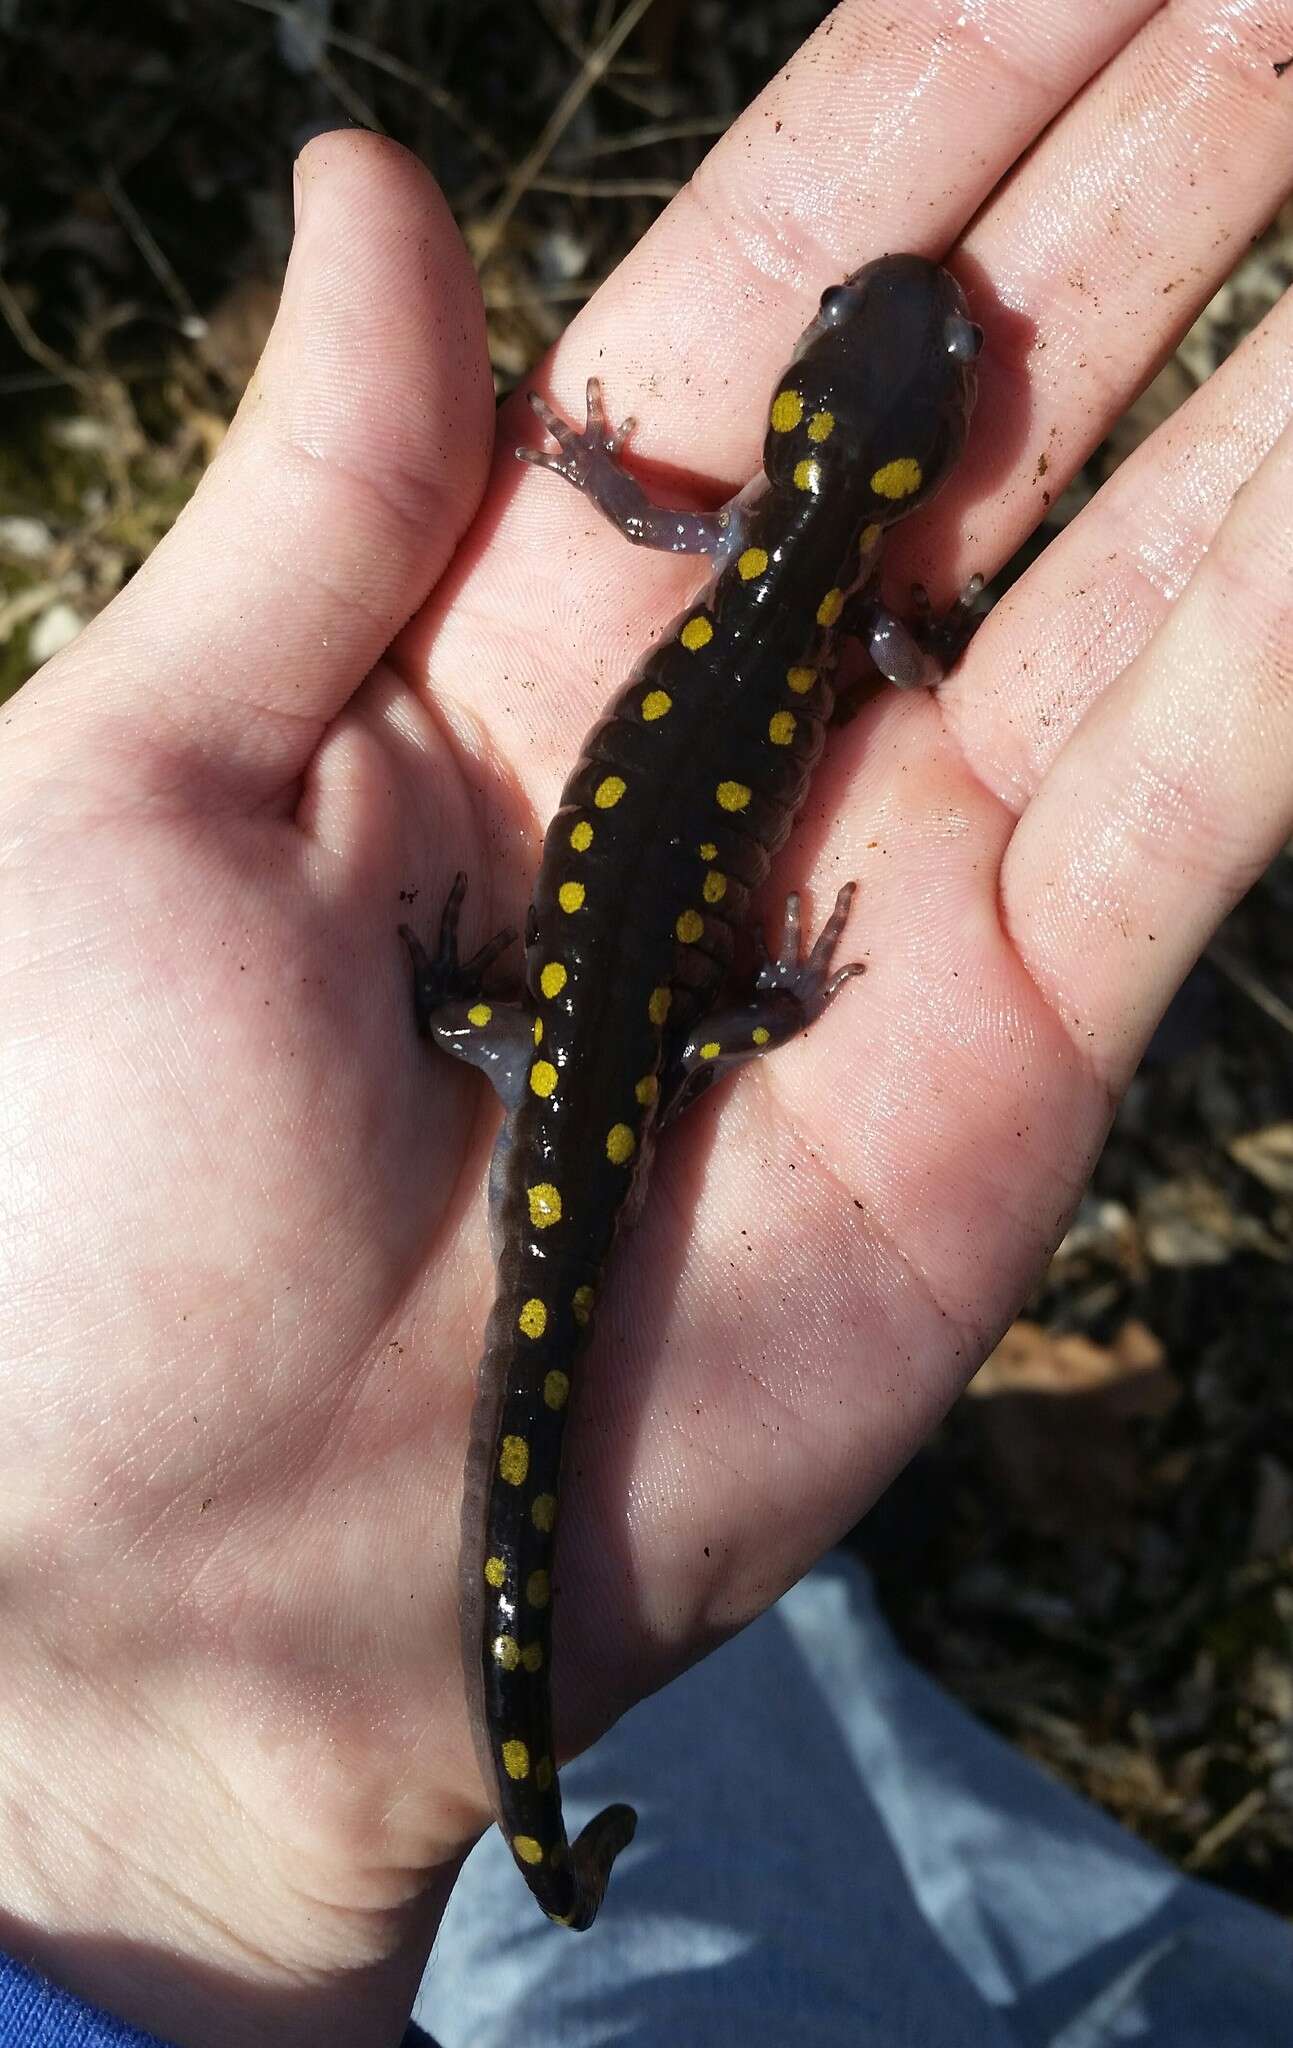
[{"xmin": 560, "ymin": 1802, "xmax": 638, "ymax": 1931}]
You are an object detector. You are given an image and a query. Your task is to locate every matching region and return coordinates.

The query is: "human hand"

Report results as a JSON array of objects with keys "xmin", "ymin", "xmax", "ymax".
[{"xmin": 3, "ymin": 5, "xmax": 1291, "ymax": 2045}]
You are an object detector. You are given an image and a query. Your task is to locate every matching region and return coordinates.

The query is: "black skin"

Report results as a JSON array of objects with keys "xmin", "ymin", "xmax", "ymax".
[{"xmin": 401, "ymin": 253, "xmax": 982, "ymax": 1929}]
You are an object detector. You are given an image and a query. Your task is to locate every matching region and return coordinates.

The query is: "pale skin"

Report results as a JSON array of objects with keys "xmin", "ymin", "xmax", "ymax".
[{"xmin": 2, "ymin": 2, "xmax": 1292, "ymax": 2042}]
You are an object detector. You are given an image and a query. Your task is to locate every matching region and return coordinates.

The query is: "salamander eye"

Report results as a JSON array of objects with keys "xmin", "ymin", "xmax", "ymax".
[
  {"xmin": 944, "ymin": 315, "xmax": 983, "ymax": 362},
  {"xmin": 818, "ymin": 284, "xmax": 856, "ymax": 327}
]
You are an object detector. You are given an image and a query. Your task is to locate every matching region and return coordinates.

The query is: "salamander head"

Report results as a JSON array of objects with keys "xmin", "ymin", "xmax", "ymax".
[{"xmin": 763, "ymin": 254, "xmax": 980, "ymax": 523}]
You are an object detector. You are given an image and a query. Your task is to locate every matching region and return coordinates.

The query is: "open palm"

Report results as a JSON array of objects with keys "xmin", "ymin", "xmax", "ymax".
[{"xmin": 2, "ymin": 8, "xmax": 1291, "ymax": 2047}]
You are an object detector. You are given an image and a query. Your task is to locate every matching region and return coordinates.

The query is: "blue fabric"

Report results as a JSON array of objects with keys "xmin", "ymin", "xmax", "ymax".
[
  {"xmin": 417, "ymin": 1555, "xmax": 1293, "ymax": 2046},
  {"xmin": 5, "ymin": 1556, "xmax": 1289, "ymax": 2045},
  {"xmin": 0, "ymin": 1950, "xmax": 435, "ymax": 2048}
]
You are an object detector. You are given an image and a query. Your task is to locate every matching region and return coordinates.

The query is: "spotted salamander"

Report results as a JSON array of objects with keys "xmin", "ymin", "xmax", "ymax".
[{"xmin": 401, "ymin": 254, "xmax": 981, "ymax": 1929}]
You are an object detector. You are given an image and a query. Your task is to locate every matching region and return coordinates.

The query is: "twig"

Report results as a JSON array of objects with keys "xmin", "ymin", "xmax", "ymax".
[
  {"xmin": 477, "ymin": 0, "xmax": 660, "ymax": 265},
  {"xmin": 1208, "ymin": 939, "xmax": 1293, "ymax": 1039}
]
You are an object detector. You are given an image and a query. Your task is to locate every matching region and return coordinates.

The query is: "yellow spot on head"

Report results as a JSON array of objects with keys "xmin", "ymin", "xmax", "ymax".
[
  {"xmin": 717, "ymin": 780, "xmax": 751, "ymax": 812},
  {"xmin": 737, "ymin": 546, "xmax": 768, "ymax": 581},
  {"xmin": 467, "ymin": 1001, "xmax": 491, "ymax": 1027},
  {"xmin": 793, "ymin": 459, "xmax": 821, "ymax": 492},
  {"xmin": 860, "ymin": 521, "xmax": 882, "ymax": 552},
  {"xmin": 499, "ymin": 1434, "xmax": 530, "ymax": 1486},
  {"xmin": 675, "ymin": 908, "xmax": 703, "ymax": 944},
  {"xmin": 533, "ymin": 1015, "xmax": 543, "ymax": 1045},
  {"xmin": 530, "ymin": 1059, "xmax": 558, "ymax": 1098},
  {"xmin": 698, "ymin": 840, "xmax": 717, "ymax": 860},
  {"xmin": 871, "ymin": 456, "xmax": 923, "ymax": 500},
  {"xmin": 526, "ymin": 1569, "xmax": 550, "ymax": 1609},
  {"xmin": 752, "ymin": 1025, "xmax": 771, "ymax": 1046},
  {"xmin": 521, "ymin": 1640, "xmax": 543, "ymax": 1673},
  {"xmin": 594, "ymin": 774, "xmax": 626, "ymax": 809},
  {"xmin": 484, "ymin": 1555, "xmax": 506, "ymax": 1589},
  {"xmin": 769, "ymin": 711, "xmax": 796, "ymax": 746},
  {"xmin": 641, "ymin": 689, "xmax": 672, "ymax": 720},
  {"xmin": 518, "ymin": 1298, "xmax": 548, "ymax": 1340},
  {"xmin": 606, "ymin": 1122, "xmax": 636, "ymax": 1166},
  {"xmin": 527, "ymin": 1182, "xmax": 562, "ymax": 1230},
  {"xmin": 680, "ymin": 615, "xmax": 713, "ymax": 651},
  {"xmin": 635, "ymin": 1073, "xmax": 659, "ymax": 1105},
  {"xmin": 539, "ymin": 961, "xmax": 567, "ymax": 1000},
  {"xmin": 502, "ymin": 1738, "xmax": 530, "ymax": 1780},
  {"xmin": 571, "ymin": 1287, "xmax": 594, "ymax": 1329},
  {"xmin": 702, "ymin": 869, "xmax": 727, "ymax": 904},
  {"xmin": 531, "ymin": 1492, "xmax": 556, "ymax": 1533},
  {"xmin": 700, "ymin": 1041, "xmax": 720, "ymax": 1061},
  {"xmin": 514, "ymin": 1835, "xmax": 544, "ymax": 1867},
  {"xmin": 787, "ymin": 666, "xmax": 815, "ymax": 694},
  {"xmin": 817, "ymin": 588, "xmax": 844, "ymax": 627},
  {"xmin": 808, "ymin": 410, "xmax": 836, "ymax": 443},
  {"xmin": 492, "ymin": 1633, "xmax": 519, "ymax": 1670},
  {"xmin": 544, "ymin": 1367, "xmax": 571, "ymax": 1408},
  {"xmin": 535, "ymin": 1756, "xmax": 554, "ymax": 1792},
  {"xmin": 558, "ymin": 880, "xmax": 585, "ymax": 913},
  {"xmin": 569, "ymin": 820, "xmax": 593, "ymax": 852},
  {"xmin": 770, "ymin": 388, "xmax": 803, "ymax": 432},
  {"xmin": 648, "ymin": 984, "xmax": 672, "ymax": 1025}
]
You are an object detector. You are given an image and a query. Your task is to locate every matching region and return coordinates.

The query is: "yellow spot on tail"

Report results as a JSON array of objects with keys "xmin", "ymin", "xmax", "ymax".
[
  {"xmin": 514, "ymin": 1835, "xmax": 544, "ymax": 1866},
  {"xmin": 484, "ymin": 1555, "xmax": 506, "ymax": 1589},
  {"xmin": 871, "ymin": 456, "xmax": 923, "ymax": 499},
  {"xmin": 518, "ymin": 1298, "xmax": 548, "ymax": 1340},
  {"xmin": 737, "ymin": 546, "xmax": 768, "ymax": 581},
  {"xmin": 535, "ymin": 1756, "xmax": 554, "ymax": 1791},
  {"xmin": 499, "ymin": 1435, "xmax": 529, "ymax": 1486},
  {"xmin": 606, "ymin": 1122, "xmax": 636, "ymax": 1165},
  {"xmin": 544, "ymin": 1367, "xmax": 571, "ymax": 1407},
  {"xmin": 571, "ymin": 1287, "xmax": 595, "ymax": 1328},
  {"xmin": 530, "ymin": 1059, "xmax": 558, "ymax": 1098},
  {"xmin": 752, "ymin": 1025, "xmax": 771, "ymax": 1046},
  {"xmin": 699, "ymin": 840, "xmax": 717, "ymax": 860},
  {"xmin": 533, "ymin": 1016, "xmax": 543, "ymax": 1045},
  {"xmin": 527, "ymin": 1569, "xmax": 551, "ymax": 1608},
  {"xmin": 770, "ymin": 389, "xmax": 803, "ymax": 432},
  {"xmin": 467, "ymin": 1002, "xmax": 491, "ymax": 1027},
  {"xmin": 558, "ymin": 880, "xmax": 585, "ymax": 913},
  {"xmin": 531, "ymin": 1492, "xmax": 556, "ymax": 1533},
  {"xmin": 521, "ymin": 1640, "xmax": 544, "ymax": 1673},
  {"xmin": 793, "ymin": 459, "xmax": 821, "ymax": 492},
  {"xmin": 594, "ymin": 775, "xmax": 626, "ymax": 809},
  {"xmin": 808, "ymin": 410, "xmax": 836, "ymax": 442},
  {"xmin": 769, "ymin": 711, "xmax": 796, "ymax": 746},
  {"xmin": 539, "ymin": 961, "xmax": 567, "ymax": 1000},
  {"xmin": 680, "ymin": 615, "xmax": 713, "ymax": 651},
  {"xmin": 527, "ymin": 1182, "xmax": 562, "ymax": 1230},
  {"xmin": 676, "ymin": 908, "xmax": 703, "ymax": 944},
  {"xmin": 701, "ymin": 1041, "xmax": 720, "ymax": 1060},
  {"xmin": 717, "ymin": 780, "xmax": 751, "ymax": 812},
  {"xmin": 642, "ymin": 689, "xmax": 672, "ymax": 720},
  {"xmin": 502, "ymin": 1739, "xmax": 530, "ymax": 1780},
  {"xmin": 817, "ymin": 588, "xmax": 844, "ymax": 627},
  {"xmin": 648, "ymin": 985, "xmax": 671, "ymax": 1025},
  {"xmin": 493, "ymin": 1633, "xmax": 519, "ymax": 1670},
  {"xmin": 570, "ymin": 820, "xmax": 593, "ymax": 851},
  {"xmin": 635, "ymin": 1073, "xmax": 659, "ymax": 1105},
  {"xmin": 787, "ymin": 666, "xmax": 815, "ymax": 694},
  {"xmin": 702, "ymin": 870, "xmax": 727, "ymax": 904},
  {"xmin": 860, "ymin": 521, "xmax": 882, "ymax": 552}
]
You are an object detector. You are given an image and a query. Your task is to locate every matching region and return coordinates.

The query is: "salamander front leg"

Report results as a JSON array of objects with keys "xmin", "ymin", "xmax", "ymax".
[
  {"xmin": 845, "ymin": 574, "xmax": 986, "ymax": 691},
  {"xmin": 399, "ymin": 874, "xmax": 531, "ymax": 1111},
  {"xmin": 517, "ymin": 377, "xmax": 743, "ymax": 559},
  {"xmin": 659, "ymin": 884, "xmax": 865, "ymax": 1126}
]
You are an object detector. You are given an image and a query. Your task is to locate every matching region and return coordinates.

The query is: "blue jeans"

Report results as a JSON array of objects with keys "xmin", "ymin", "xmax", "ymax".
[{"xmin": 417, "ymin": 1555, "xmax": 1291, "ymax": 2045}]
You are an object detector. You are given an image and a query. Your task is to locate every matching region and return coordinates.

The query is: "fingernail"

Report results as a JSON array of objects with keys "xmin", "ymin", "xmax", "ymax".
[{"xmin": 292, "ymin": 158, "xmax": 305, "ymax": 230}]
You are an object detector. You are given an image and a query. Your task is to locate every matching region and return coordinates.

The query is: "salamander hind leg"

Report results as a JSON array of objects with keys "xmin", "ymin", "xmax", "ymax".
[
  {"xmin": 660, "ymin": 884, "xmax": 865, "ymax": 1125},
  {"xmin": 850, "ymin": 574, "xmax": 986, "ymax": 692},
  {"xmin": 399, "ymin": 873, "xmax": 531, "ymax": 1108}
]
